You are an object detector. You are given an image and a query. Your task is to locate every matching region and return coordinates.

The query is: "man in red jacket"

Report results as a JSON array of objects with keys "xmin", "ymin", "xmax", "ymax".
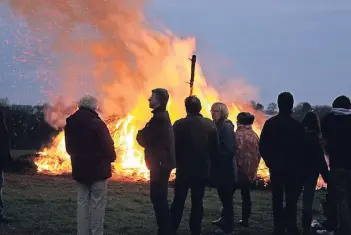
[{"xmin": 65, "ymin": 95, "xmax": 116, "ymax": 235}]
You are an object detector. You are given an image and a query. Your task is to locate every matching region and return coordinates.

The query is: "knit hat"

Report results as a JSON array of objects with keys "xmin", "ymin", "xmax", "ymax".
[{"xmin": 237, "ymin": 112, "xmax": 255, "ymax": 125}]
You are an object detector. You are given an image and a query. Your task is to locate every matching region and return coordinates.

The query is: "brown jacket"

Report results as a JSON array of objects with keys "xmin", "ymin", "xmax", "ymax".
[
  {"xmin": 136, "ymin": 107, "xmax": 176, "ymax": 172},
  {"xmin": 236, "ymin": 124, "xmax": 261, "ymax": 182}
]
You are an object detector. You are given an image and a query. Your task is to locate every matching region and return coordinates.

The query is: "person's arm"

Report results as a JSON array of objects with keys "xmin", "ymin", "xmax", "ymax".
[
  {"xmin": 173, "ymin": 120, "xmax": 181, "ymax": 167},
  {"xmin": 64, "ymin": 124, "xmax": 73, "ymax": 155},
  {"xmin": 0, "ymin": 115, "xmax": 11, "ymax": 166},
  {"xmin": 95, "ymin": 120, "xmax": 116, "ymax": 163},
  {"xmin": 259, "ymin": 120, "xmax": 272, "ymax": 168},
  {"xmin": 209, "ymin": 124, "xmax": 219, "ymax": 163},
  {"xmin": 219, "ymin": 122, "xmax": 235, "ymax": 159},
  {"xmin": 320, "ymin": 115, "xmax": 331, "ymax": 155},
  {"xmin": 313, "ymin": 135, "xmax": 329, "ymax": 183}
]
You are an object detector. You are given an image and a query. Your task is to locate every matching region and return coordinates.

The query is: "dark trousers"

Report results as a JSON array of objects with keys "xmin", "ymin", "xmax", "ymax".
[
  {"xmin": 0, "ymin": 171, "xmax": 4, "ymax": 218},
  {"xmin": 322, "ymin": 191, "xmax": 338, "ymax": 231},
  {"xmin": 329, "ymin": 169, "xmax": 351, "ymax": 234},
  {"xmin": 217, "ymin": 184, "xmax": 235, "ymax": 233},
  {"xmin": 298, "ymin": 172, "xmax": 319, "ymax": 232},
  {"xmin": 170, "ymin": 177, "xmax": 207, "ymax": 235},
  {"xmin": 219, "ymin": 182, "xmax": 252, "ymax": 221},
  {"xmin": 270, "ymin": 169, "xmax": 300, "ymax": 233},
  {"xmin": 150, "ymin": 168, "xmax": 172, "ymax": 235}
]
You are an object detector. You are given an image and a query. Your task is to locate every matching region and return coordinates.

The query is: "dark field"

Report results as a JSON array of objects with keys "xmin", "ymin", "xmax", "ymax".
[{"xmin": 0, "ymin": 172, "xmax": 326, "ymax": 235}]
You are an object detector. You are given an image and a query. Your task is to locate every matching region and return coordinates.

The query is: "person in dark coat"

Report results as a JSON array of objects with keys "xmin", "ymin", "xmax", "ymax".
[
  {"xmin": 210, "ymin": 102, "xmax": 237, "ymax": 235},
  {"xmin": 136, "ymin": 88, "xmax": 176, "ymax": 235},
  {"xmin": 319, "ymin": 95, "xmax": 351, "ymax": 235},
  {"xmin": 0, "ymin": 111, "xmax": 12, "ymax": 223},
  {"xmin": 298, "ymin": 111, "xmax": 329, "ymax": 235},
  {"xmin": 65, "ymin": 95, "xmax": 116, "ymax": 235},
  {"xmin": 170, "ymin": 96, "xmax": 219, "ymax": 235},
  {"xmin": 259, "ymin": 92, "xmax": 305, "ymax": 235}
]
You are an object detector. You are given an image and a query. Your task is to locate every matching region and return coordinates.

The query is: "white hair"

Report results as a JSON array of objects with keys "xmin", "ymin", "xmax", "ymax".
[{"xmin": 78, "ymin": 95, "xmax": 98, "ymax": 111}]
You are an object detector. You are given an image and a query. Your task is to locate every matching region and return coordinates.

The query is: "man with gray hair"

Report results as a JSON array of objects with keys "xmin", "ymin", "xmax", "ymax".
[{"xmin": 65, "ymin": 95, "xmax": 116, "ymax": 235}]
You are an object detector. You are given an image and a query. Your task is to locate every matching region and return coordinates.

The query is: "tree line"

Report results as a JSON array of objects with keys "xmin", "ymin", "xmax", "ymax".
[{"xmin": 0, "ymin": 97, "xmax": 332, "ymax": 151}]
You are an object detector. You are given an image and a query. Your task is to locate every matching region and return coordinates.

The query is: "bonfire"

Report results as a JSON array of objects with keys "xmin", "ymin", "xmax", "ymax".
[{"xmin": 5, "ymin": 0, "xmax": 325, "ymax": 188}]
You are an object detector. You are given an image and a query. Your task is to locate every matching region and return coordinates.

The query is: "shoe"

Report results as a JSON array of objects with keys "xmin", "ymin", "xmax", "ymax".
[
  {"xmin": 212, "ymin": 217, "xmax": 224, "ymax": 227},
  {"xmin": 238, "ymin": 219, "xmax": 249, "ymax": 227},
  {"xmin": 212, "ymin": 228, "xmax": 234, "ymax": 235},
  {"xmin": 316, "ymin": 230, "xmax": 334, "ymax": 235}
]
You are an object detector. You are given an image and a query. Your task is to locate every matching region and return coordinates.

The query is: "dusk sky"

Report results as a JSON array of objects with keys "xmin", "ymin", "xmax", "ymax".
[{"xmin": 1, "ymin": 0, "xmax": 351, "ymax": 106}]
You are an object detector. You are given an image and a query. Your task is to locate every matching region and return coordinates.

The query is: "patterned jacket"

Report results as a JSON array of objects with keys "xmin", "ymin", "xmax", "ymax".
[{"xmin": 235, "ymin": 124, "xmax": 261, "ymax": 182}]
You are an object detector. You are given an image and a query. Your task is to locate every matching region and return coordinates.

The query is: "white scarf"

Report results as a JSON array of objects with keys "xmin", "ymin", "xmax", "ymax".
[{"xmin": 332, "ymin": 108, "xmax": 351, "ymax": 115}]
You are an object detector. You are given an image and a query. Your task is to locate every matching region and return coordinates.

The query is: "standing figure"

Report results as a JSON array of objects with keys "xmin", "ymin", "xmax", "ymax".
[
  {"xmin": 235, "ymin": 112, "xmax": 261, "ymax": 227},
  {"xmin": 136, "ymin": 88, "xmax": 176, "ymax": 235},
  {"xmin": 170, "ymin": 96, "xmax": 219, "ymax": 235},
  {"xmin": 210, "ymin": 102, "xmax": 237, "ymax": 235},
  {"xmin": 299, "ymin": 111, "xmax": 329, "ymax": 235},
  {"xmin": 0, "ymin": 111, "xmax": 12, "ymax": 223},
  {"xmin": 320, "ymin": 95, "xmax": 351, "ymax": 235},
  {"xmin": 65, "ymin": 95, "xmax": 116, "ymax": 235},
  {"xmin": 259, "ymin": 92, "xmax": 304, "ymax": 235}
]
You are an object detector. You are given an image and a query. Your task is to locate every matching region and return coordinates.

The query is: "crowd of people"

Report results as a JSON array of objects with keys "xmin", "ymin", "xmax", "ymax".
[{"xmin": 0, "ymin": 89, "xmax": 350, "ymax": 235}]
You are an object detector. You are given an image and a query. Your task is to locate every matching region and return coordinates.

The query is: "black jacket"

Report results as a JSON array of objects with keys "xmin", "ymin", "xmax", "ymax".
[
  {"xmin": 65, "ymin": 108, "xmax": 116, "ymax": 183},
  {"xmin": 173, "ymin": 114, "xmax": 219, "ymax": 180},
  {"xmin": 259, "ymin": 113, "xmax": 305, "ymax": 170},
  {"xmin": 321, "ymin": 109, "xmax": 351, "ymax": 170},
  {"xmin": 301, "ymin": 130, "xmax": 329, "ymax": 182},
  {"xmin": 211, "ymin": 119, "xmax": 237, "ymax": 186},
  {"xmin": 136, "ymin": 107, "xmax": 176, "ymax": 172},
  {"xmin": 0, "ymin": 113, "xmax": 11, "ymax": 171}
]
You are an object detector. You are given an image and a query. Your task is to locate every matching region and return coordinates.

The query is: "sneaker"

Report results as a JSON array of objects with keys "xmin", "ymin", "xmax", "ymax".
[
  {"xmin": 212, "ymin": 217, "xmax": 224, "ymax": 226},
  {"xmin": 238, "ymin": 219, "xmax": 249, "ymax": 227},
  {"xmin": 316, "ymin": 230, "xmax": 334, "ymax": 235},
  {"xmin": 212, "ymin": 228, "xmax": 234, "ymax": 235}
]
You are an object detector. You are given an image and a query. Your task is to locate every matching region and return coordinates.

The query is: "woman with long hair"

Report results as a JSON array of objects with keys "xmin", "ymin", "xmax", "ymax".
[
  {"xmin": 210, "ymin": 102, "xmax": 237, "ymax": 235},
  {"xmin": 300, "ymin": 111, "xmax": 329, "ymax": 235}
]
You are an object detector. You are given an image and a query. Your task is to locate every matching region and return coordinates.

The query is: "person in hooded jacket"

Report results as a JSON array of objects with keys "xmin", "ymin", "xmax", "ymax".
[
  {"xmin": 210, "ymin": 102, "xmax": 237, "ymax": 235},
  {"xmin": 0, "ymin": 111, "xmax": 12, "ymax": 223},
  {"xmin": 235, "ymin": 112, "xmax": 261, "ymax": 227},
  {"xmin": 319, "ymin": 95, "xmax": 351, "ymax": 235},
  {"xmin": 136, "ymin": 88, "xmax": 176, "ymax": 235},
  {"xmin": 65, "ymin": 95, "xmax": 116, "ymax": 235},
  {"xmin": 259, "ymin": 92, "xmax": 305, "ymax": 235},
  {"xmin": 298, "ymin": 111, "xmax": 329, "ymax": 235}
]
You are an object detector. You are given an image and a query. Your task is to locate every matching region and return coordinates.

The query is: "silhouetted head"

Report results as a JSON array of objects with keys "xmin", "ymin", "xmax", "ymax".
[
  {"xmin": 211, "ymin": 102, "xmax": 229, "ymax": 122},
  {"xmin": 149, "ymin": 88, "xmax": 169, "ymax": 109},
  {"xmin": 237, "ymin": 112, "xmax": 255, "ymax": 125},
  {"xmin": 185, "ymin": 96, "xmax": 202, "ymax": 115},
  {"xmin": 302, "ymin": 111, "xmax": 321, "ymax": 133},
  {"xmin": 332, "ymin": 95, "xmax": 351, "ymax": 109},
  {"xmin": 278, "ymin": 92, "xmax": 294, "ymax": 114},
  {"xmin": 78, "ymin": 95, "xmax": 98, "ymax": 111}
]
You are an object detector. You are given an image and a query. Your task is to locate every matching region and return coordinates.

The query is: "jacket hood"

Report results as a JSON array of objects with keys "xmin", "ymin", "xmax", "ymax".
[{"xmin": 332, "ymin": 108, "xmax": 351, "ymax": 116}]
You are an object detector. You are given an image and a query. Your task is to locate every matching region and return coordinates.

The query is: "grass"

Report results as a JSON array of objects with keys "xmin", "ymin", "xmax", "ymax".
[{"xmin": 0, "ymin": 173, "xmax": 326, "ymax": 235}]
